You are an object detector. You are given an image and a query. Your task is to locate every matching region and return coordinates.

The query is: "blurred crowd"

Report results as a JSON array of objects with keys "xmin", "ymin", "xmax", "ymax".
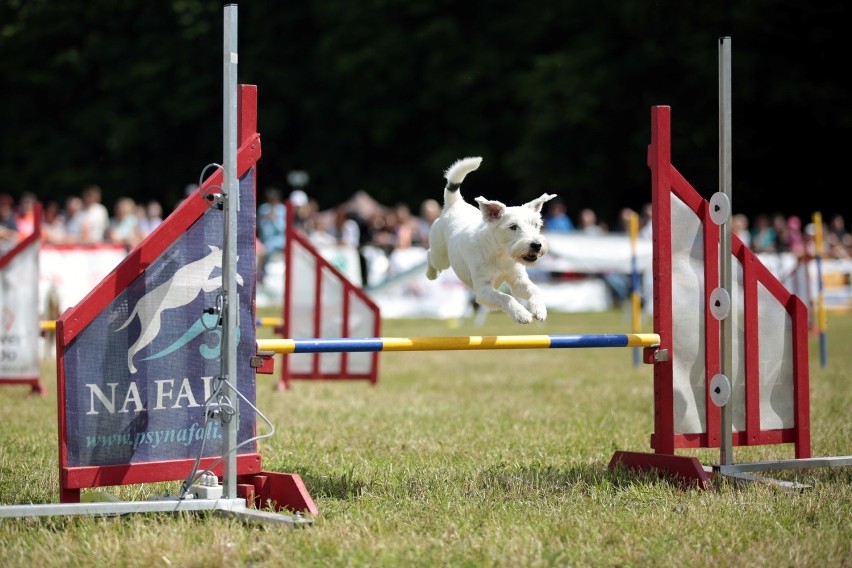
[
  {"xmin": 1, "ymin": 185, "xmax": 849, "ymax": 278},
  {"xmin": 0, "ymin": 185, "xmax": 163, "ymax": 255},
  {"xmin": 732, "ymin": 211, "xmax": 852, "ymax": 259},
  {"xmin": 255, "ymin": 187, "xmax": 852, "ymax": 288}
]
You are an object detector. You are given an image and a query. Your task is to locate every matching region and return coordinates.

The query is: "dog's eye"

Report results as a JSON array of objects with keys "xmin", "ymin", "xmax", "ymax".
[{"xmin": 509, "ymin": 224, "xmax": 518, "ymax": 231}]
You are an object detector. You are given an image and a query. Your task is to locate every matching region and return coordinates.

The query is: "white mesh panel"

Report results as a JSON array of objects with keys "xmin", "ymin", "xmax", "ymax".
[
  {"xmin": 757, "ymin": 283, "xmax": 795, "ymax": 429},
  {"xmin": 291, "ymin": 242, "xmax": 317, "ymax": 373},
  {"xmin": 670, "ymin": 195, "xmax": 706, "ymax": 434},
  {"xmin": 670, "ymin": 194, "xmax": 796, "ymax": 435}
]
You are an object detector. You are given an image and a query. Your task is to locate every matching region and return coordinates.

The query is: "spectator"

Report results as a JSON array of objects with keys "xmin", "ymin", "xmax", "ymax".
[
  {"xmin": 544, "ymin": 198, "xmax": 574, "ymax": 232},
  {"xmin": 327, "ymin": 204, "xmax": 360, "ymax": 248},
  {"xmin": 393, "ymin": 203, "xmax": 416, "ymax": 248},
  {"xmin": 826, "ymin": 214, "xmax": 852, "ymax": 258},
  {"xmin": 750, "ymin": 213, "xmax": 777, "ymax": 253},
  {"xmin": 138, "ymin": 200, "xmax": 163, "ymax": 237},
  {"xmin": 368, "ymin": 207, "xmax": 398, "ymax": 255},
  {"xmin": 732, "ymin": 214, "xmax": 751, "ymax": 247},
  {"xmin": 415, "ymin": 198, "xmax": 441, "ymax": 248},
  {"xmin": 804, "ymin": 222, "xmax": 821, "ymax": 258},
  {"xmin": 107, "ymin": 196, "xmax": 143, "ymax": 249},
  {"xmin": 15, "ymin": 192, "xmax": 37, "ymax": 239},
  {"xmin": 578, "ymin": 208, "xmax": 604, "ymax": 234},
  {"xmin": 638, "ymin": 203, "xmax": 653, "ymax": 240},
  {"xmin": 786, "ymin": 215, "xmax": 805, "ymax": 257},
  {"xmin": 0, "ymin": 194, "xmax": 18, "ymax": 254},
  {"xmin": 257, "ymin": 187, "xmax": 287, "ymax": 281},
  {"xmin": 63, "ymin": 196, "xmax": 85, "ymax": 243},
  {"xmin": 772, "ymin": 213, "xmax": 791, "ymax": 253},
  {"xmin": 289, "ymin": 189, "xmax": 310, "ymax": 231},
  {"xmin": 42, "ymin": 200, "xmax": 67, "ymax": 244},
  {"xmin": 614, "ymin": 207, "xmax": 638, "ymax": 234},
  {"xmin": 80, "ymin": 184, "xmax": 109, "ymax": 243}
]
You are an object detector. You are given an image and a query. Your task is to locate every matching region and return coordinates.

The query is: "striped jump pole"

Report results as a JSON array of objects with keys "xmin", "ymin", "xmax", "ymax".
[
  {"xmin": 256, "ymin": 316, "xmax": 284, "ymax": 328},
  {"xmin": 812, "ymin": 211, "xmax": 827, "ymax": 368},
  {"xmin": 629, "ymin": 210, "xmax": 642, "ymax": 368},
  {"xmin": 258, "ymin": 333, "xmax": 660, "ymax": 354},
  {"xmin": 41, "ymin": 318, "xmax": 285, "ymax": 331}
]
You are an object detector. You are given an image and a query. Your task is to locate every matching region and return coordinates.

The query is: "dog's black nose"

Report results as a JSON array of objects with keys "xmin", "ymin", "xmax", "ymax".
[{"xmin": 530, "ymin": 242, "xmax": 542, "ymax": 252}]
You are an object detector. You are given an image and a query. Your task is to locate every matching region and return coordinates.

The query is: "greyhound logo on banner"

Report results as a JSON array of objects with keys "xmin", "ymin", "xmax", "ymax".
[{"xmin": 116, "ymin": 245, "xmax": 243, "ymax": 373}]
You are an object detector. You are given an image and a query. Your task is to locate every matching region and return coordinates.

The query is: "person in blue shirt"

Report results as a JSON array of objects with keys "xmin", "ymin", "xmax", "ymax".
[
  {"xmin": 257, "ymin": 187, "xmax": 287, "ymax": 281},
  {"xmin": 543, "ymin": 197, "xmax": 574, "ymax": 232}
]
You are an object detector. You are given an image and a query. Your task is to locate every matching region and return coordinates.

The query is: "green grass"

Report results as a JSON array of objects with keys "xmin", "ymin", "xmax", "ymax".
[{"xmin": 1, "ymin": 309, "xmax": 850, "ymax": 567}]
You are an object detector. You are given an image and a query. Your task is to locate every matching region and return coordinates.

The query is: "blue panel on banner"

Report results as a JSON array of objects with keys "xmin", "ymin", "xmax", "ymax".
[{"xmin": 63, "ymin": 172, "xmax": 257, "ymax": 468}]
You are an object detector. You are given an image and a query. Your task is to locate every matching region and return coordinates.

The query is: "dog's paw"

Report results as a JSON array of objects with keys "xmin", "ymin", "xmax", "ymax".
[
  {"xmin": 508, "ymin": 307, "xmax": 534, "ymax": 324},
  {"xmin": 529, "ymin": 301, "xmax": 547, "ymax": 321},
  {"xmin": 426, "ymin": 265, "xmax": 439, "ymax": 280}
]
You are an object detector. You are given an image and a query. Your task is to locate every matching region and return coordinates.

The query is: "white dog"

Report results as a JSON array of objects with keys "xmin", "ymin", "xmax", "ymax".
[{"xmin": 426, "ymin": 157, "xmax": 556, "ymax": 324}]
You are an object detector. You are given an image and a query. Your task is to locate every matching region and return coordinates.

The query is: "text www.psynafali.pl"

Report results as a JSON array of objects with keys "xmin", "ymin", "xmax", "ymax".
[{"xmin": 85, "ymin": 422, "xmax": 222, "ymax": 450}]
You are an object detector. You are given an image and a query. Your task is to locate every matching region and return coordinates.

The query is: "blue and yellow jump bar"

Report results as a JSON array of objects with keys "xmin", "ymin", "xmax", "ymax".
[
  {"xmin": 42, "ymin": 318, "xmax": 657, "ymax": 354},
  {"xmin": 41, "ymin": 317, "xmax": 284, "ymax": 331},
  {"xmin": 257, "ymin": 333, "xmax": 660, "ymax": 354}
]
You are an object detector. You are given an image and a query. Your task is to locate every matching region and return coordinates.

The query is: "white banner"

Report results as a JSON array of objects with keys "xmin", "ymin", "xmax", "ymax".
[
  {"xmin": 39, "ymin": 245, "xmax": 127, "ymax": 315},
  {"xmin": 0, "ymin": 242, "xmax": 40, "ymax": 380}
]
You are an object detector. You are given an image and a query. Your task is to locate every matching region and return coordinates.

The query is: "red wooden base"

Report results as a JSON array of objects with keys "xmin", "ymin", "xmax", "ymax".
[
  {"xmin": 238, "ymin": 471, "xmax": 318, "ymax": 516},
  {"xmin": 609, "ymin": 451, "xmax": 713, "ymax": 489}
]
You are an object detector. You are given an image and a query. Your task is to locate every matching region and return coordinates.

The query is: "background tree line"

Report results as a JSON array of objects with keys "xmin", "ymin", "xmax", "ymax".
[{"xmin": 0, "ymin": 0, "xmax": 849, "ymax": 227}]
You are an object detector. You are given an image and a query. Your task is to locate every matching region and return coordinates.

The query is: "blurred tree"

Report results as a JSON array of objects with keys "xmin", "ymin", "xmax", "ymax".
[{"xmin": 0, "ymin": 0, "xmax": 849, "ymax": 226}]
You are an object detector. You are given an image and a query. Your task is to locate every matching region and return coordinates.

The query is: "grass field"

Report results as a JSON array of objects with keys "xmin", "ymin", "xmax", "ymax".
[{"xmin": 1, "ymin": 308, "xmax": 850, "ymax": 567}]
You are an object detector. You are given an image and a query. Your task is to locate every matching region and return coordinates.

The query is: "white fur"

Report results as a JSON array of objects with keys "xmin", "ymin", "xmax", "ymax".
[{"xmin": 426, "ymin": 157, "xmax": 556, "ymax": 324}]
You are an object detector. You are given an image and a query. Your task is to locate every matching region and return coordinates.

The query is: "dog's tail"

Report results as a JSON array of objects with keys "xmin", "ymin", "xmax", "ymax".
[{"xmin": 443, "ymin": 156, "xmax": 482, "ymax": 207}]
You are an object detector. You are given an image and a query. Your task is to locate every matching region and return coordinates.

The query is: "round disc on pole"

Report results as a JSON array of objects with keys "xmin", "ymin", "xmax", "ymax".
[
  {"xmin": 709, "ymin": 373, "xmax": 732, "ymax": 407},
  {"xmin": 709, "ymin": 192, "xmax": 731, "ymax": 225},
  {"xmin": 709, "ymin": 287, "xmax": 731, "ymax": 320}
]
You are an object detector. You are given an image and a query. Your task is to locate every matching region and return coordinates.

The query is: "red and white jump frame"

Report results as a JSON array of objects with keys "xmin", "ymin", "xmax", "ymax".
[
  {"xmin": 0, "ymin": 202, "xmax": 43, "ymax": 395},
  {"xmin": 610, "ymin": 103, "xmax": 809, "ymax": 485},
  {"xmin": 277, "ymin": 207, "xmax": 381, "ymax": 389},
  {"xmin": 612, "ymin": 97, "xmax": 850, "ymax": 484}
]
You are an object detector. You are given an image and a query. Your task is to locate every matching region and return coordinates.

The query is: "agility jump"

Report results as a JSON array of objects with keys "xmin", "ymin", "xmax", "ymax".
[
  {"xmin": 259, "ymin": 333, "xmax": 659, "ymax": 353},
  {"xmin": 271, "ymin": 38, "xmax": 849, "ymax": 488}
]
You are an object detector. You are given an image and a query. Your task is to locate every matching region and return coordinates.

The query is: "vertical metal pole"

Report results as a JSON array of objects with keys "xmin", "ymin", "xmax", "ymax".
[
  {"xmin": 221, "ymin": 3, "xmax": 240, "ymax": 499},
  {"xmin": 718, "ymin": 37, "xmax": 734, "ymax": 465}
]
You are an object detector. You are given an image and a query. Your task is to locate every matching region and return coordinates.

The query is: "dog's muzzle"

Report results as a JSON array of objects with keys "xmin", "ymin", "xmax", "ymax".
[{"xmin": 522, "ymin": 242, "xmax": 543, "ymax": 263}]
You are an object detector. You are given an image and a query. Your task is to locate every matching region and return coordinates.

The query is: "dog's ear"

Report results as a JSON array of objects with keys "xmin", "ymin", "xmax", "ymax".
[
  {"xmin": 525, "ymin": 193, "xmax": 557, "ymax": 214},
  {"xmin": 475, "ymin": 197, "xmax": 506, "ymax": 222}
]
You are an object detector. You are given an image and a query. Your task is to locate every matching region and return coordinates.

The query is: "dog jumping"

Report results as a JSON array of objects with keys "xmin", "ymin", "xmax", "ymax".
[{"xmin": 426, "ymin": 157, "xmax": 556, "ymax": 324}]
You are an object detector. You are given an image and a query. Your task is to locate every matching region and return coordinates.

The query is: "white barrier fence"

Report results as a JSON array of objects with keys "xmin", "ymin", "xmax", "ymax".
[
  {"xmin": 39, "ymin": 240, "xmax": 852, "ymax": 320},
  {"xmin": 38, "ymin": 245, "xmax": 128, "ymax": 315}
]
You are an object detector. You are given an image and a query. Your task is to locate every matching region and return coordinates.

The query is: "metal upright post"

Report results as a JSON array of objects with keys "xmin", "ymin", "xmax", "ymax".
[
  {"xmin": 718, "ymin": 37, "xmax": 734, "ymax": 466},
  {"xmin": 220, "ymin": 2, "xmax": 240, "ymax": 499}
]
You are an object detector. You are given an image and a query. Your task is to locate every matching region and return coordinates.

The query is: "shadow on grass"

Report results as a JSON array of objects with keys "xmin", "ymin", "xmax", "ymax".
[
  {"xmin": 285, "ymin": 459, "xmax": 689, "ymax": 504},
  {"xmin": 476, "ymin": 461, "xmax": 686, "ymax": 496}
]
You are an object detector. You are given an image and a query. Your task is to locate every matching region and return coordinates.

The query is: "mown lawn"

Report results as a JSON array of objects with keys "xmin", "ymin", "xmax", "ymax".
[{"xmin": 0, "ymin": 309, "xmax": 849, "ymax": 567}]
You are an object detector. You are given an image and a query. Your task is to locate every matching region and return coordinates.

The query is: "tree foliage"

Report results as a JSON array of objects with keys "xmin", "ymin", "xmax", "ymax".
[{"xmin": 1, "ymin": 0, "xmax": 849, "ymax": 225}]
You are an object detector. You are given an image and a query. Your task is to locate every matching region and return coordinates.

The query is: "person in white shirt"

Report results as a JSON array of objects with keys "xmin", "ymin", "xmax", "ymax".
[{"xmin": 80, "ymin": 184, "xmax": 109, "ymax": 243}]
